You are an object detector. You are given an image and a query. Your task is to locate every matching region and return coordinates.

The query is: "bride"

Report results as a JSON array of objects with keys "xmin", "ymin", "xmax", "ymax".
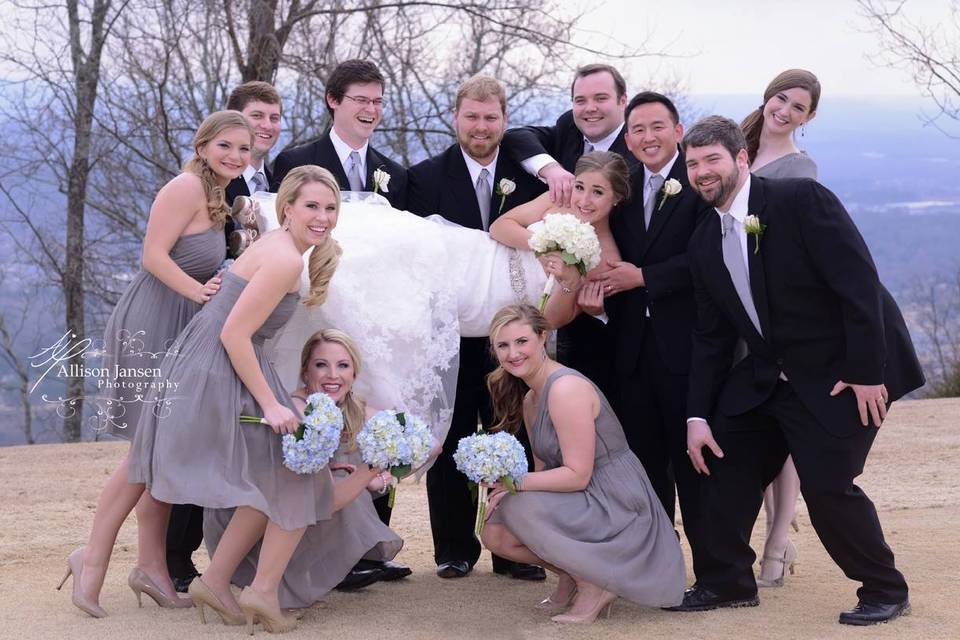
[{"xmin": 240, "ymin": 191, "xmax": 548, "ymax": 449}]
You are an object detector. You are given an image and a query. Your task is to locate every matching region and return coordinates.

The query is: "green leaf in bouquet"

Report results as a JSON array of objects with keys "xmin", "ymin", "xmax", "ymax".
[
  {"xmin": 503, "ymin": 476, "xmax": 518, "ymax": 495},
  {"xmin": 391, "ymin": 464, "xmax": 411, "ymax": 480},
  {"xmin": 396, "ymin": 411, "xmax": 406, "ymax": 426},
  {"xmin": 294, "ymin": 423, "xmax": 305, "ymax": 441},
  {"xmin": 468, "ymin": 480, "xmax": 479, "ymax": 505}
]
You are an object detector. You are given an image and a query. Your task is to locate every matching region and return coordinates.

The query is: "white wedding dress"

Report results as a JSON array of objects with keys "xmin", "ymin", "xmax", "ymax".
[{"xmin": 252, "ymin": 191, "xmax": 546, "ymax": 450}]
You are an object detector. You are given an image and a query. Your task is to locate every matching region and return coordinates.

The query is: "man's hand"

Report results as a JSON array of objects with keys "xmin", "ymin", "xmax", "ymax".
[
  {"xmin": 687, "ymin": 419, "xmax": 724, "ymax": 475},
  {"xmin": 578, "ymin": 281, "xmax": 605, "ymax": 316},
  {"xmin": 830, "ymin": 381, "xmax": 889, "ymax": 427},
  {"xmin": 595, "ymin": 260, "xmax": 644, "ymax": 296},
  {"xmin": 539, "ymin": 162, "xmax": 575, "ymax": 207}
]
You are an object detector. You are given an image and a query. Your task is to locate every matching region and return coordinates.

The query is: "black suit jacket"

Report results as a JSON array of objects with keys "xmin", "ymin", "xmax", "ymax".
[
  {"xmin": 608, "ymin": 151, "xmax": 712, "ymax": 375},
  {"xmin": 406, "ymin": 143, "xmax": 542, "ymax": 229},
  {"xmin": 687, "ymin": 176, "xmax": 924, "ymax": 436},
  {"xmin": 503, "ymin": 109, "xmax": 640, "ymax": 173},
  {"xmin": 223, "ymin": 165, "xmax": 273, "ymax": 255},
  {"xmin": 270, "ymin": 131, "xmax": 408, "ymax": 209}
]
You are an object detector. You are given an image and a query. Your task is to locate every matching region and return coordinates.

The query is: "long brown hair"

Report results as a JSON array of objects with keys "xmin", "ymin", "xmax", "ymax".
[
  {"xmin": 486, "ymin": 304, "xmax": 551, "ymax": 434},
  {"xmin": 740, "ymin": 69, "xmax": 821, "ymax": 163},
  {"xmin": 183, "ymin": 110, "xmax": 253, "ymax": 227},
  {"xmin": 275, "ymin": 165, "xmax": 343, "ymax": 307},
  {"xmin": 299, "ymin": 329, "xmax": 366, "ymax": 449}
]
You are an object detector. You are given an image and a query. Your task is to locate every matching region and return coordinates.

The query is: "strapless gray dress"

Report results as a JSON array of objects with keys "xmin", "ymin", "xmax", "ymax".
[
  {"xmin": 129, "ymin": 271, "xmax": 333, "ymax": 530},
  {"xmin": 488, "ymin": 367, "xmax": 686, "ymax": 607},
  {"xmin": 100, "ymin": 228, "xmax": 224, "ymax": 439},
  {"xmin": 203, "ymin": 439, "xmax": 403, "ymax": 608}
]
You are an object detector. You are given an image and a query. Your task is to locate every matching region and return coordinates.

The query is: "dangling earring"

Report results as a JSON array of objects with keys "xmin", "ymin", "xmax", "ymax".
[{"xmin": 801, "ymin": 123, "xmax": 806, "ymax": 137}]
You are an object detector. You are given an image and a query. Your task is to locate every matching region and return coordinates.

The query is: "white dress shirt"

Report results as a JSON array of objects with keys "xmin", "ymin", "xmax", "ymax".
[
  {"xmin": 520, "ymin": 123, "xmax": 625, "ymax": 178},
  {"xmin": 329, "ymin": 127, "xmax": 369, "ymax": 188},
  {"xmin": 461, "ymin": 147, "xmax": 499, "ymax": 198}
]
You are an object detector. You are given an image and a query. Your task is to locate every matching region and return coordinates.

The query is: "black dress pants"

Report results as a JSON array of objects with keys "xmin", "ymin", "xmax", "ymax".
[{"xmin": 166, "ymin": 503, "xmax": 203, "ymax": 578}]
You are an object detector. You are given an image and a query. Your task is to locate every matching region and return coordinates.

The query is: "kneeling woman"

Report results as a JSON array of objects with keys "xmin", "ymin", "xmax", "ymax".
[{"xmin": 481, "ymin": 304, "xmax": 685, "ymax": 624}]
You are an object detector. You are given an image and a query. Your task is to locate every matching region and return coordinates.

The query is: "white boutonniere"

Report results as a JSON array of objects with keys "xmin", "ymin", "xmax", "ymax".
[
  {"xmin": 372, "ymin": 167, "xmax": 391, "ymax": 194},
  {"xmin": 657, "ymin": 178, "xmax": 682, "ymax": 210},
  {"xmin": 496, "ymin": 178, "xmax": 516, "ymax": 214},
  {"xmin": 744, "ymin": 214, "xmax": 766, "ymax": 254}
]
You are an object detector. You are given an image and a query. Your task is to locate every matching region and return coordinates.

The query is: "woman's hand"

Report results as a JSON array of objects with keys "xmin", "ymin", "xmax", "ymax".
[
  {"xmin": 539, "ymin": 252, "xmax": 581, "ymax": 290},
  {"xmin": 481, "ymin": 480, "xmax": 508, "ymax": 492},
  {"xmin": 329, "ymin": 462, "xmax": 357, "ymax": 475},
  {"xmin": 367, "ymin": 470, "xmax": 394, "ymax": 493},
  {"xmin": 193, "ymin": 275, "xmax": 221, "ymax": 304},
  {"xmin": 261, "ymin": 402, "xmax": 300, "ymax": 435},
  {"xmin": 577, "ymin": 280, "xmax": 605, "ymax": 316},
  {"xmin": 484, "ymin": 488, "xmax": 509, "ymax": 521}
]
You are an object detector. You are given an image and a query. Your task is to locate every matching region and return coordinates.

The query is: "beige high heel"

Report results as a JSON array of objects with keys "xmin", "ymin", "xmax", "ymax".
[
  {"xmin": 128, "ymin": 567, "xmax": 193, "ymax": 608},
  {"xmin": 757, "ymin": 539, "xmax": 798, "ymax": 588},
  {"xmin": 57, "ymin": 547, "xmax": 107, "ymax": 618},
  {"xmin": 188, "ymin": 577, "xmax": 245, "ymax": 626},
  {"xmin": 535, "ymin": 587, "xmax": 578, "ymax": 614},
  {"xmin": 551, "ymin": 590, "xmax": 617, "ymax": 625},
  {"xmin": 238, "ymin": 587, "xmax": 297, "ymax": 635}
]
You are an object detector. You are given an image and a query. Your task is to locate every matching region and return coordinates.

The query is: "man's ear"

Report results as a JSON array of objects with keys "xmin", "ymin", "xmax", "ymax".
[{"xmin": 326, "ymin": 93, "xmax": 340, "ymax": 112}]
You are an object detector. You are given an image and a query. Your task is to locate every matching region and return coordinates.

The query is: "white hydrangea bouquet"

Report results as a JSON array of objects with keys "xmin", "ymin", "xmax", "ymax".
[
  {"xmin": 357, "ymin": 410, "xmax": 433, "ymax": 506},
  {"xmin": 453, "ymin": 431, "xmax": 529, "ymax": 539},
  {"xmin": 240, "ymin": 392, "xmax": 343, "ymax": 474},
  {"xmin": 527, "ymin": 212, "xmax": 601, "ymax": 311}
]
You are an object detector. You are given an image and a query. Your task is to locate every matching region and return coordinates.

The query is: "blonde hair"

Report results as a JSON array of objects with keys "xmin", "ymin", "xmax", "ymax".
[
  {"xmin": 299, "ymin": 329, "xmax": 366, "ymax": 450},
  {"xmin": 486, "ymin": 304, "xmax": 551, "ymax": 434},
  {"xmin": 740, "ymin": 69, "xmax": 821, "ymax": 163},
  {"xmin": 455, "ymin": 74, "xmax": 507, "ymax": 113},
  {"xmin": 275, "ymin": 165, "xmax": 343, "ymax": 307},
  {"xmin": 183, "ymin": 110, "xmax": 253, "ymax": 227}
]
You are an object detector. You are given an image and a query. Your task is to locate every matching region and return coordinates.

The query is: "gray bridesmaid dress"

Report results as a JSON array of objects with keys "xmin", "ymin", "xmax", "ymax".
[
  {"xmin": 202, "ymin": 437, "xmax": 403, "ymax": 608},
  {"xmin": 753, "ymin": 151, "xmax": 817, "ymax": 180},
  {"xmin": 129, "ymin": 271, "xmax": 333, "ymax": 531},
  {"xmin": 100, "ymin": 228, "xmax": 224, "ymax": 439},
  {"xmin": 489, "ymin": 367, "xmax": 686, "ymax": 608}
]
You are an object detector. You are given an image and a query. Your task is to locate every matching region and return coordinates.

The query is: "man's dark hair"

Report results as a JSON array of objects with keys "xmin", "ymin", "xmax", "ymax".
[
  {"xmin": 624, "ymin": 91, "xmax": 680, "ymax": 126},
  {"xmin": 226, "ymin": 81, "xmax": 281, "ymax": 113},
  {"xmin": 570, "ymin": 63, "xmax": 627, "ymax": 99},
  {"xmin": 325, "ymin": 59, "xmax": 385, "ymax": 117},
  {"xmin": 681, "ymin": 115, "xmax": 747, "ymax": 160}
]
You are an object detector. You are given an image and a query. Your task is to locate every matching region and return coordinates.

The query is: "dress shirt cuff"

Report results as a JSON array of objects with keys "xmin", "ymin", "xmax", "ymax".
[
  {"xmin": 590, "ymin": 312, "xmax": 609, "ymax": 324},
  {"xmin": 686, "ymin": 417, "xmax": 707, "ymax": 424},
  {"xmin": 521, "ymin": 154, "xmax": 557, "ymax": 180}
]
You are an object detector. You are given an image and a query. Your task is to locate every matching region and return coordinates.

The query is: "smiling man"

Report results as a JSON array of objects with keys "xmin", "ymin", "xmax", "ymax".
[
  {"xmin": 225, "ymin": 81, "xmax": 283, "ymax": 204},
  {"xmin": 407, "ymin": 74, "xmax": 543, "ymax": 581},
  {"xmin": 271, "ymin": 60, "xmax": 407, "ymax": 208}
]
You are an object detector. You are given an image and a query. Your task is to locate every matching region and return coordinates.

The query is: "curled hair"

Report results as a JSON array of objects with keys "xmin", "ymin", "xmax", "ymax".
[
  {"xmin": 486, "ymin": 304, "xmax": 551, "ymax": 434},
  {"xmin": 299, "ymin": 329, "xmax": 365, "ymax": 449},
  {"xmin": 682, "ymin": 115, "xmax": 747, "ymax": 162},
  {"xmin": 183, "ymin": 111, "xmax": 252, "ymax": 227},
  {"xmin": 740, "ymin": 69, "xmax": 821, "ymax": 163},
  {"xmin": 455, "ymin": 73, "xmax": 506, "ymax": 113},
  {"xmin": 575, "ymin": 150, "xmax": 631, "ymax": 203},
  {"xmin": 275, "ymin": 165, "xmax": 343, "ymax": 307}
]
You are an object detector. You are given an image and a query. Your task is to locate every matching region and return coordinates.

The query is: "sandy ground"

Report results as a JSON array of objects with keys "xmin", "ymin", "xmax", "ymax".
[{"xmin": 0, "ymin": 397, "xmax": 958, "ymax": 639}]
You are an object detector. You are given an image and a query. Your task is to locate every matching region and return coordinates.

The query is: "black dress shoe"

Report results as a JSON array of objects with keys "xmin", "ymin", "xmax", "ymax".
[
  {"xmin": 171, "ymin": 571, "xmax": 201, "ymax": 594},
  {"xmin": 436, "ymin": 560, "xmax": 471, "ymax": 578},
  {"xmin": 492, "ymin": 562, "xmax": 547, "ymax": 581},
  {"xmin": 838, "ymin": 600, "xmax": 910, "ymax": 625},
  {"xmin": 665, "ymin": 586, "xmax": 759, "ymax": 612},
  {"xmin": 334, "ymin": 567, "xmax": 384, "ymax": 591},
  {"xmin": 355, "ymin": 559, "xmax": 413, "ymax": 582}
]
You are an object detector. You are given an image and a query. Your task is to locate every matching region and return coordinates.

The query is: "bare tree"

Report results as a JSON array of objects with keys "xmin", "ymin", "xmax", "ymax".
[{"xmin": 909, "ymin": 270, "xmax": 960, "ymax": 397}]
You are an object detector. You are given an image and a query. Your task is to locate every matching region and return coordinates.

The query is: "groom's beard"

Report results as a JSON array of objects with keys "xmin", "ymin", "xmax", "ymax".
[{"xmin": 693, "ymin": 166, "xmax": 740, "ymax": 207}]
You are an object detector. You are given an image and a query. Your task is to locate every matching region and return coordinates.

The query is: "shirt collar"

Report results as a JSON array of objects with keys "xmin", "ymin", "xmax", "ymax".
[
  {"xmin": 242, "ymin": 159, "xmax": 266, "ymax": 182},
  {"xmin": 715, "ymin": 173, "xmax": 751, "ymax": 224},
  {"xmin": 329, "ymin": 127, "xmax": 369, "ymax": 171},
  {"xmin": 643, "ymin": 149, "xmax": 680, "ymax": 184},
  {"xmin": 583, "ymin": 122, "xmax": 624, "ymax": 152},
  {"xmin": 461, "ymin": 146, "xmax": 499, "ymax": 186}
]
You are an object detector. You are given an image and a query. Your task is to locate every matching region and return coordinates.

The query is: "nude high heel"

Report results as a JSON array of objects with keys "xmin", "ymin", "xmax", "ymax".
[
  {"xmin": 757, "ymin": 539, "xmax": 798, "ymax": 588},
  {"xmin": 238, "ymin": 587, "xmax": 297, "ymax": 635},
  {"xmin": 127, "ymin": 567, "xmax": 193, "ymax": 608},
  {"xmin": 550, "ymin": 590, "xmax": 617, "ymax": 625},
  {"xmin": 57, "ymin": 547, "xmax": 107, "ymax": 618},
  {"xmin": 188, "ymin": 577, "xmax": 245, "ymax": 626},
  {"xmin": 535, "ymin": 587, "xmax": 578, "ymax": 614}
]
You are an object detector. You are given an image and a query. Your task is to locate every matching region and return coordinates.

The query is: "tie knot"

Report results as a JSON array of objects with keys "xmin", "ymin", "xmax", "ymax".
[
  {"xmin": 349, "ymin": 150, "xmax": 361, "ymax": 161},
  {"xmin": 721, "ymin": 213, "xmax": 735, "ymax": 236},
  {"xmin": 649, "ymin": 174, "xmax": 665, "ymax": 190},
  {"xmin": 479, "ymin": 168, "xmax": 490, "ymax": 182}
]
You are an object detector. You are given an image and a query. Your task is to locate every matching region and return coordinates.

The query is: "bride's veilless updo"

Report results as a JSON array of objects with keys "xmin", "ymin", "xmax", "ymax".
[
  {"xmin": 299, "ymin": 328, "xmax": 366, "ymax": 449},
  {"xmin": 276, "ymin": 165, "xmax": 343, "ymax": 307},
  {"xmin": 740, "ymin": 69, "xmax": 821, "ymax": 163},
  {"xmin": 486, "ymin": 304, "xmax": 552, "ymax": 434},
  {"xmin": 183, "ymin": 110, "xmax": 253, "ymax": 228}
]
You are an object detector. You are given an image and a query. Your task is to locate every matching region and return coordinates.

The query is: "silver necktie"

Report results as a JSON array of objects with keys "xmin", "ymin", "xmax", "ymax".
[
  {"xmin": 644, "ymin": 174, "xmax": 665, "ymax": 229},
  {"xmin": 476, "ymin": 168, "xmax": 492, "ymax": 231},
  {"xmin": 347, "ymin": 150, "xmax": 364, "ymax": 191},
  {"xmin": 584, "ymin": 142, "xmax": 595, "ymax": 154},
  {"xmin": 251, "ymin": 170, "xmax": 267, "ymax": 193},
  {"xmin": 721, "ymin": 213, "xmax": 762, "ymax": 335}
]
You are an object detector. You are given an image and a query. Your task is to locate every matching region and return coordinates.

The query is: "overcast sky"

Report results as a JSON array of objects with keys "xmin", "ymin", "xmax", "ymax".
[{"xmin": 572, "ymin": 0, "xmax": 951, "ymax": 96}]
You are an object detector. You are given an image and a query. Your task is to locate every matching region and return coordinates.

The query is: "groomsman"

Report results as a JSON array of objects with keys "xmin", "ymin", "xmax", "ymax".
[
  {"xmin": 504, "ymin": 63, "xmax": 639, "ymax": 204},
  {"xmin": 166, "ymin": 81, "xmax": 285, "ymax": 592},
  {"xmin": 271, "ymin": 59, "xmax": 407, "ymax": 208},
  {"xmin": 599, "ymin": 92, "xmax": 711, "ymax": 569},
  {"xmin": 407, "ymin": 74, "xmax": 544, "ymax": 580},
  {"xmin": 676, "ymin": 116, "xmax": 923, "ymax": 625}
]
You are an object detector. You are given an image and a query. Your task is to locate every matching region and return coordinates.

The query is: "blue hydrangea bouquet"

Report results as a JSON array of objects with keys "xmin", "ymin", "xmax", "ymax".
[
  {"xmin": 240, "ymin": 392, "xmax": 343, "ymax": 474},
  {"xmin": 357, "ymin": 410, "xmax": 433, "ymax": 506},
  {"xmin": 453, "ymin": 431, "xmax": 528, "ymax": 539}
]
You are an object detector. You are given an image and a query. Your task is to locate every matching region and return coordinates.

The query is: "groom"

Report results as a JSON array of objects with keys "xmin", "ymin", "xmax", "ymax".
[{"xmin": 677, "ymin": 116, "xmax": 924, "ymax": 625}]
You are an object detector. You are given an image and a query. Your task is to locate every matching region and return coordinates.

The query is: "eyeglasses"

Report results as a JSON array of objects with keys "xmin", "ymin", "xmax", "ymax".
[{"xmin": 342, "ymin": 95, "xmax": 385, "ymax": 107}]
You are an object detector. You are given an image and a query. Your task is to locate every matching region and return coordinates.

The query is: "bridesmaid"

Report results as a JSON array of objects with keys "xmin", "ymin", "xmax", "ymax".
[
  {"xmin": 204, "ymin": 328, "xmax": 436, "ymax": 608},
  {"xmin": 740, "ymin": 68, "xmax": 820, "ymax": 587},
  {"xmin": 481, "ymin": 304, "xmax": 685, "ymax": 625},
  {"xmin": 489, "ymin": 151, "xmax": 630, "ymax": 403},
  {"xmin": 59, "ymin": 111, "xmax": 251, "ymax": 617},
  {"xmin": 129, "ymin": 166, "xmax": 380, "ymax": 634}
]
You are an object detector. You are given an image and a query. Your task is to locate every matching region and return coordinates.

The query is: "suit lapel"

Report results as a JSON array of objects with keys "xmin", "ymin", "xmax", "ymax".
[
  {"xmin": 447, "ymin": 148, "xmax": 483, "ymax": 229},
  {"xmin": 365, "ymin": 146, "xmax": 385, "ymax": 192},
  {"xmin": 641, "ymin": 152, "xmax": 685, "ymax": 258},
  {"xmin": 746, "ymin": 179, "xmax": 772, "ymax": 339},
  {"xmin": 317, "ymin": 134, "xmax": 351, "ymax": 191}
]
